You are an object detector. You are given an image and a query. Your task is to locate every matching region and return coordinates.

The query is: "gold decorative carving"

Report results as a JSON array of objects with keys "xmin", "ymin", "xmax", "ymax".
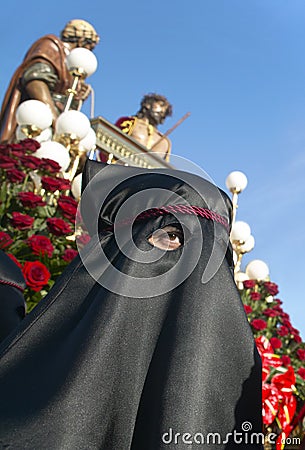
[{"xmin": 91, "ymin": 116, "xmax": 173, "ymax": 169}]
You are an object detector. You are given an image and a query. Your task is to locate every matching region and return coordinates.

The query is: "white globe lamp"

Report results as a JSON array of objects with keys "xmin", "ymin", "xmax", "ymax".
[
  {"xmin": 55, "ymin": 110, "xmax": 90, "ymax": 141},
  {"xmin": 231, "ymin": 221, "xmax": 251, "ymax": 244},
  {"xmin": 16, "ymin": 100, "xmax": 53, "ymax": 137},
  {"xmin": 239, "ymin": 234, "xmax": 255, "ymax": 254},
  {"xmin": 79, "ymin": 127, "xmax": 96, "ymax": 152},
  {"xmin": 235, "ymin": 271, "xmax": 250, "ymax": 289},
  {"xmin": 16, "ymin": 125, "xmax": 52, "ymax": 143},
  {"xmin": 34, "ymin": 141, "xmax": 71, "ymax": 172},
  {"xmin": 71, "ymin": 173, "xmax": 82, "ymax": 200},
  {"xmin": 66, "ymin": 48, "xmax": 98, "ymax": 77},
  {"xmin": 245, "ymin": 259, "xmax": 269, "ymax": 281},
  {"xmin": 226, "ymin": 171, "xmax": 248, "ymax": 194}
]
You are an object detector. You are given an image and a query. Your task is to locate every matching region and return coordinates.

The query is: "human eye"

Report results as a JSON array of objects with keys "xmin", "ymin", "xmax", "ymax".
[{"xmin": 148, "ymin": 225, "xmax": 184, "ymax": 251}]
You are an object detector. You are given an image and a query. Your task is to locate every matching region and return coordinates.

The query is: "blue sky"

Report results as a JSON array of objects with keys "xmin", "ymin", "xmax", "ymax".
[{"xmin": 1, "ymin": 1, "xmax": 304, "ymax": 337}]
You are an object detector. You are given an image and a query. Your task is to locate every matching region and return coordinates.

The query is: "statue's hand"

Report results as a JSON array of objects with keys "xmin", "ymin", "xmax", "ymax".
[{"xmin": 76, "ymin": 82, "xmax": 92, "ymax": 101}]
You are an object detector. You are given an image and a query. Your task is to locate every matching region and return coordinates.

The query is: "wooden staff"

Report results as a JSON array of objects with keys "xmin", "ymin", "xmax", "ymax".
[{"xmin": 150, "ymin": 111, "xmax": 191, "ymax": 150}]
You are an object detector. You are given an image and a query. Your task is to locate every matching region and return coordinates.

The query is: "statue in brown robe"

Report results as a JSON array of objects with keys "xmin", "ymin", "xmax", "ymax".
[{"xmin": 0, "ymin": 19, "xmax": 99, "ymax": 143}]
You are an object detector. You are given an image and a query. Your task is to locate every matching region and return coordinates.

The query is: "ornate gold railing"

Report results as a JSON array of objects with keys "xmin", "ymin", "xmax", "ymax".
[{"xmin": 90, "ymin": 116, "xmax": 173, "ymax": 169}]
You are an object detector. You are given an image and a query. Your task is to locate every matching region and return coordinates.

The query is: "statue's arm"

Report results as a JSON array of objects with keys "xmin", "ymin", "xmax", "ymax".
[
  {"xmin": 21, "ymin": 62, "xmax": 59, "ymax": 123},
  {"xmin": 25, "ymin": 80, "xmax": 58, "ymax": 123}
]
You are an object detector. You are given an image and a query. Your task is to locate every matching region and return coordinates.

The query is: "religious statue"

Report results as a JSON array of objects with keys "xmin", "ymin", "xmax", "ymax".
[
  {"xmin": 0, "ymin": 19, "xmax": 99, "ymax": 143},
  {"xmin": 115, "ymin": 93, "xmax": 173, "ymax": 161}
]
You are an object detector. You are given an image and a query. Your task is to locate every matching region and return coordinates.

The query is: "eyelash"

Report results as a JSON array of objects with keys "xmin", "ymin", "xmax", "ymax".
[
  {"xmin": 147, "ymin": 225, "xmax": 185, "ymax": 250},
  {"xmin": 166, "ymin": 231, "xmax": 183, "ymax": 243}
]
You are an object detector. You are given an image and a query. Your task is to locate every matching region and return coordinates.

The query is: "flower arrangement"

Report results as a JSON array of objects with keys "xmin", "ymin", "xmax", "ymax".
[
  {"xmin": 0, "ymin": 139, "xmax": 88, "ymax": 312},
  {"xmin": 241, "ymin": 280, "xmax": 305, "ymax": 448}
]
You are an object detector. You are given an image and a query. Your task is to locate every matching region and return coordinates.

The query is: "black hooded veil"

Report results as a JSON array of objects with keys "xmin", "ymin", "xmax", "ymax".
[
  {"xmin": 0, "ymin": 160, "xmax": 262, "ymax": 449},
  {"xmin": 0, "ymin": 250, "xmax": 26, "ymax": 343}
]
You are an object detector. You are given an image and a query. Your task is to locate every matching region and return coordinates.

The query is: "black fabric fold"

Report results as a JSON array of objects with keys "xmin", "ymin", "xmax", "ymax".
[
  {"xmin": 0, "ymin": 250, "xmax": 26, "ymax": 343},
  {"xmin": 0, "ymin": 161, "xmax": 262, "ymax": 449}
]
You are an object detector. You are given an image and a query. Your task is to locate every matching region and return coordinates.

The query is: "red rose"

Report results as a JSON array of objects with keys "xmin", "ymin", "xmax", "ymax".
[
  {"xmin": 251, "ymin": 319, "xmax": 267, "ymax": 331},
  {"xmin": 76, "ymin": 233, "xmax": 91, "ymax": 246},
  {"xmin": 8, "ymin": 143, "xmax": 26, "ymax": 154},
  {"xmin": 0, "ymin": 144, "xmax": 9, "ymax": 154},
  {"xmin": 41, "ymin": 176, "xmax": 63, "ymax": 192},
  {"xmin": 291, "ymin": 327, "xmax": 300, "ymax": 335},
  {"xmin": 58, "ymin": 178, "xmax": 71, "ymax": 190},
  {"xmin": 7, "ymin": 253, "xmax": 23, "ymax": 269},
  {"xmin": 47, "ymin": 218, "xmax": 72, "ymax": 236},
  {"xmin": 293, "ymin": 334, "xmax": 302, "ymax": 343},
  {"xmin": 277, "ymin": 325, "xmax": 289, "ymax": 337},
  {"xmin": 58, "ymin": 195, "xmax": 78, "ymax": 221},
  {"xmin": 264, "ymin": 281, "xmax": 279, "ymax": 296},
  {"xmin": 41, "ymin": 176, "xmax": 71, "ymax": 192},
  {"xmin": 58, "ymin": 195, "xmax": 78, "ymax": 208},
  {"xmin": 243, "ymin": 279, "xmax": 256, "ymax": 289},
  {"xmin": 250, "ymin": 292, "xmax": 261, "ymax": 301},
  {"xmin": 296, "ymin": 349, "xmax": 305, "ymax": 361},
  {"xmin": 0, "ymin": 154, "xmax": 17, "ymax": 169},
  {"xmin": 62, "ymin": 248, "xmax": 78, "ymax": 262},
  {"xmin": 0, "ymin": 231, "xmax": 13, "ymax": 249},
  {"xmin": 40, "ymin": 158, "xmax": 61, "ymax": 173},
  {"xmin": 282, "ymin": 318, "xmax": 292, "ymax": 330},
  {"xmin": 18, "ymin": 155, "xmax": 41, "ymax": 170},
  {"xmin": 297, "ymin": 368, "xmax": 305, "ymax": 380},
  {"xmin": 281, "ymin": 312, "xmax": 290, "ymax": 320},
  {"xmin": 6, "ymin": 169, "xmax": 26, "ymax": 183},
  {"xmin": 11, "ymin": 211, "xmax": 34, "ymax": 230},
  {"xmin": 22, "ymin": 260, "xmax": 50, "ymax": 292},
  {"xmin": 273, "ymin": 305, "xmax": 284, "ymax": 315},
  {"xmin": 281, "ymin": 355, "xmax": 291, "ymax": 366},
  {"xmin": 270, "ymin": 337, "xmax": 282, "ymax": 350},
  {"xmin": 263, "ymin": 308, "xmax": 279, "ymax": 318},
  {"xmin": 27, "ymin": 235, "xmax": 54, "ymax": 258},
  {"xmin": 274, "ymin": 299, "xmax": 282, "ymax": 305},
  {"xmin": 18, "ymin": 192, "xmax": 46, "ymax": 208},
  {"xmin": 20, "ymin": 138, "xmax": 41, "ymax": 152},
  {"xmin": 243, "ymin": 305, "xmax": 252, "ymax": 314}
]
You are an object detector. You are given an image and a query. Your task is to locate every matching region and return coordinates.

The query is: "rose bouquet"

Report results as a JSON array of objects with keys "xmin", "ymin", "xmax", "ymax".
[
  {"xmin": 241, "ymin": 280, "xmax": 305, "ymax": 448},
  {"xmin": 0, "ymin": 139, "xmax": 89, "ymax": 312}
]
